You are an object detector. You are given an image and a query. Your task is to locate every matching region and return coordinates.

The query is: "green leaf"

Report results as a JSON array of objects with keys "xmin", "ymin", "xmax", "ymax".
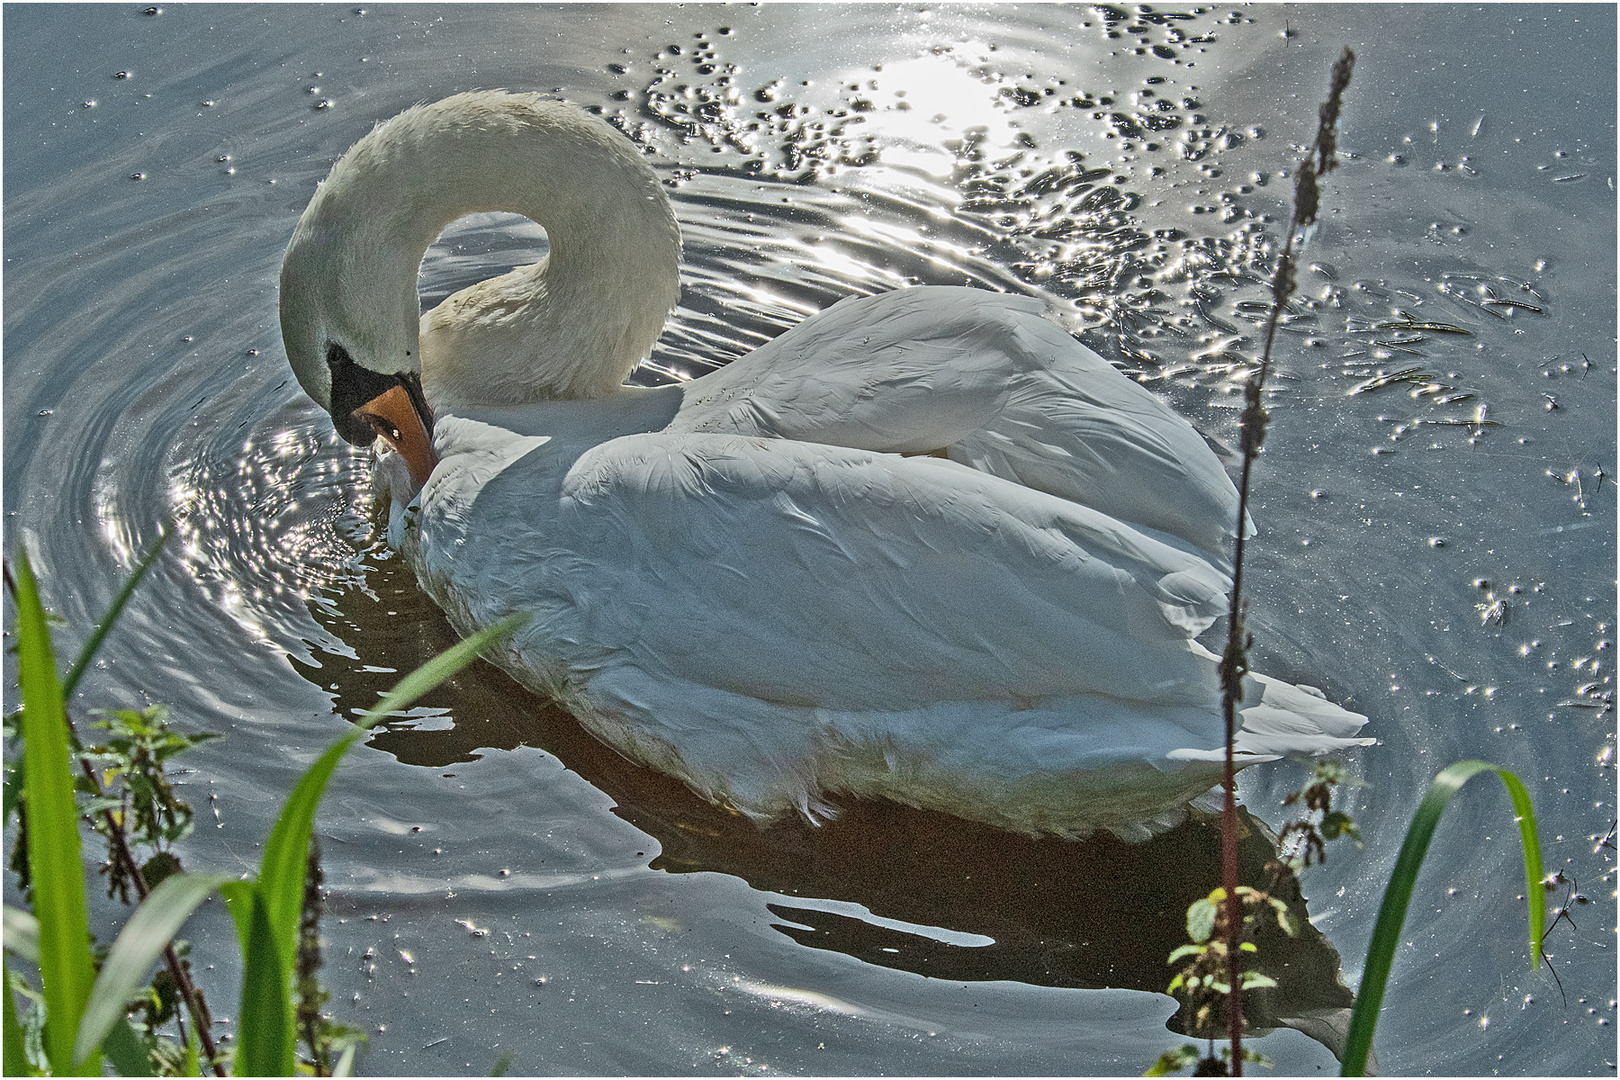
[
  {"xmin": 229, "ymin": 881, "xmax": 294, "ymax": 1077},
  {"xmin": 1340, "ymin": 761, "xmax": 1544, "ymax": 1077},
  {"xmin": 100, "ymin": 1017, "xmax": 158, "ymax": 1077},
  {"xmin": 1322, "ymin": 811, "xmax": 1361, "ymax": 845},
  {"xmin": 1144, "ymin": 1044, "xmax": 1201, "ymax": 1076},
  {"xmin": 233, "ymin": 616, "xmax": 522, "ymax": 1076},
  {"xmin": 9, "ymin": 966, "xmax": 46, "ymax": 1073},
  {"xmin": 4, "ymin": 958, "xmax": 33, "ymax": 1078},
  {"xmin": 1239, "ymin": 971, "xmax": 1278, "ymax": 990},
  {"xmin": 73, "ymin": 873, "xmax": 231, "ymax": 1068},
  {"xmin": 257, "ymin": 616, "xmax": 523, "ymax": 978},
  {"xmin": 1227, "ymin": 1046, "xmax": 1274, "ymax": 1069},
  {"xmin": 1166, "ymin": 943, "xmax": 1202, "ymax": 964},
  {"xmin": 61, "ymin": 528, "xmax": 171, "ymax": 701},
  {"xmin": 182, "ymin": 1022, "xmax": 202, "ymax": 1078},
  {"xmin": 1185, "ymin": 890, "xmax": 1221, "ymax": 945},
  {"xmin": 12, "ymin": 550, "xmax": 99, "ymax": 1076},
  {"xmin": 2, "ymin": 907, "xmax": 40, "ymax": 966},
  {"xmin": 360, "ymin": 614, "xmax": 526, "ymax": 727}
]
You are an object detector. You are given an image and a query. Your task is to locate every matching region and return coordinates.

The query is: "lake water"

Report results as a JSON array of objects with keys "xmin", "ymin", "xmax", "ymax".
[{"xmin": 4, "ymin": 4, "xmax": 1614, "ymax": 1075}]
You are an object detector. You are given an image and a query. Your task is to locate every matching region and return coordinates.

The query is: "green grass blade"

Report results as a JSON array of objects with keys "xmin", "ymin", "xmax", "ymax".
[
  {"xmin": 221, "ymin": 880, "xmax": 283, "ymax": 1074},
  {"xmin": 229, "ymin": 883, "xmax": 293, "ymax": 1077},
  {"xmin": 73, "ymin": 873, "xmax": 232, "ymax": 1069},
  {"xmin": 182, "ymin": 1021, "xmax": 202, "ymax": 1078},
  {"xmin": 61, "ymin": 527, "xmax": 171, "ymax": 700},
  {"xmin": 256, "ymin": 616, "xmax": 523, "ymax": 976},
  {"xmin": 4, "ymin": 958, "xmax": 33, "ymax": 1077},
  {"xmin": 1341, "ymin": 760, "xmax": 1544, "ymax": 1076},
  {"xmin": 231, "ymin": 617, "xmax": 521, "ymax": 1076},
  {"xmin": 2, "ymin": 908, "xmax": 40, "ymax": 966},
  {"xmin": 357, "ymin": 614, "xmax": 526, "ymax": 729},
  {"xmin": 254, "ymin": 733, "xmax": 365, "ymax": 1004},
  {"xmin": 218, "ymin": 881, "xmax": 257, "ymax": 958},
  {"xmin": 12, "ymin": 550, "xmax": 98, "ymax": 1075},
  {"xmin": 1492, "ymin": 769, "xmax": 1545, "ymax": 967}
]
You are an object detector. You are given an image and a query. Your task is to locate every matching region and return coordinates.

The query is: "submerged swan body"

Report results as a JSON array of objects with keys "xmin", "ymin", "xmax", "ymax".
[{"xmin": 280, "ymin": 91, "xmax": 1370, "ymax": 838}]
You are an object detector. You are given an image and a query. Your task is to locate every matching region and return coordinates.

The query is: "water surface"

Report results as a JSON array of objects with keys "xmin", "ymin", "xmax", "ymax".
[{"xmin": 5, "ymin": 5, "xmax": 1614, "ymax": 1075}]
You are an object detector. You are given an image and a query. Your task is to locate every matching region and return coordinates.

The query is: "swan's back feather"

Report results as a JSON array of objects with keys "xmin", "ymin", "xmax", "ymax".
[{"xmin": 668, "ymin": 287, "xmax": 1243, "ymax": 564}]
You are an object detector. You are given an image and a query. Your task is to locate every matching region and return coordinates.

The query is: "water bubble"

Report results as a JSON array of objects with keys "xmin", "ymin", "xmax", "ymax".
[{"xmin": 114, "ymin": 70, "xmax": 132, "ymax": 80}]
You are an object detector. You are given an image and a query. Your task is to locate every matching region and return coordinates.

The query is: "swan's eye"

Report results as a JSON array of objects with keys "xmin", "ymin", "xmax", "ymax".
[
  {"xmin": 325, "ymin": 339, "xmax": 403, "ymax": 445},
  {"xmin": 361, "ymin": 411, "xmax": 403, "ymax": 443}
]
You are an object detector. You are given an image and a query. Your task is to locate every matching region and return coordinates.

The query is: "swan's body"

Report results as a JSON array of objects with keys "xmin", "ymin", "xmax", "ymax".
[{"xmin": 281, "ymin": 91, "xmax": 1370, "ymax": 838}]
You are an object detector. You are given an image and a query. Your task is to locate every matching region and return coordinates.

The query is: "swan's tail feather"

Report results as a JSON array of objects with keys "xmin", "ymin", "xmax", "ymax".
[{"xmin": 1166, "ymin": 673, "xmax": 1373, "ymax": 764}]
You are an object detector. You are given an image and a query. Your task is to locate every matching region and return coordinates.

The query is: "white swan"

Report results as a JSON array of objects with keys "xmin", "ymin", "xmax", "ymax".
[{"xmin": 280, "ymin": 91, "xmax": 1370, "ymax": 838}]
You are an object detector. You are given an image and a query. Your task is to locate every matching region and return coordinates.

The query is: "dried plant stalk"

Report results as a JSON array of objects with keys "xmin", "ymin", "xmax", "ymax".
[{"xmin": 1217, "ymin": 48, "xmax": 1355, "ymax": 1075}]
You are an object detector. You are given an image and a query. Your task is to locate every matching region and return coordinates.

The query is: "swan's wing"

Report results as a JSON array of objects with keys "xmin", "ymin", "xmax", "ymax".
[
  {"xmin": 666, "ymin": 286, "xmax": 1244, "ymax": 564},
  {"xmin": 669, "ymin": 288, "xmax": 1028, "ymax": 453},
  {"xmin": 546, "ymin": 430, "xmax": 1230, "ymax": 712},
  {"xmin": 408, "ymin": 420, "xmax": 1365, "ymax": 833}
]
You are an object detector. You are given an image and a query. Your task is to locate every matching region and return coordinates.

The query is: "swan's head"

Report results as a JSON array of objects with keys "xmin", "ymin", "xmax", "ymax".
[
  {"xmin": 278, "ymin": 90, "xmax": 682, "ymax": 487},
  {"xmin": 280, "ymin": 177, "xmax": 438, "ymax": 488}
]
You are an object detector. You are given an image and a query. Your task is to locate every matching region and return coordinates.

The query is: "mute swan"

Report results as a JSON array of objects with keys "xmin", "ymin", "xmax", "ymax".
[{"xmin": 280, "ymin": 91, "xmax": 1370, "ymax": 838}]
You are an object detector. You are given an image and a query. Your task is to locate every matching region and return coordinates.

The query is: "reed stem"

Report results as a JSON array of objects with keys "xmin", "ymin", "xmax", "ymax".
[{"xmin": 1216, "ymin": 47, "xmax": 1354, "ymax": 1076}]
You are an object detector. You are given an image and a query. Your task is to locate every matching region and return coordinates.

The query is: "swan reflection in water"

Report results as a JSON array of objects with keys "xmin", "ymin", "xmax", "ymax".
[{"xmin": 302, "ymin": 559, "xmax": 1359, "ymax": 1065}]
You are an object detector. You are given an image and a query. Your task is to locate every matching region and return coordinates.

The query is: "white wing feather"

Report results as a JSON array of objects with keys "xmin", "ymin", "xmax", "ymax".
[
  {"xmin": 668, "ymin": 287, "xmax": 1244, "ymax": 564},
  {"xmin": 555, "ymin": 430, "xmax": 1231, "ymax": 711}
]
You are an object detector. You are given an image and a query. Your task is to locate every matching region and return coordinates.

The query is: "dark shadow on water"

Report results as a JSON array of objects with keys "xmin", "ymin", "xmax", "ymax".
[{"xmin": 303, "ymin": 550, "xmax": 1357, "ymax": 1059}]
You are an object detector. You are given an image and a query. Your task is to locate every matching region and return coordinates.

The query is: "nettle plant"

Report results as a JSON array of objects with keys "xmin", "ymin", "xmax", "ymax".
[{"xmin": 4, "ymin": 537, "xmax": 518, "ymax": 1076}]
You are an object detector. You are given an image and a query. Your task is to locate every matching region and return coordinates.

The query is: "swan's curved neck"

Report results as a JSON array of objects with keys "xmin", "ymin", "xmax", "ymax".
[{"xmin": 296, "ymin": 93, "xmax": 681, "ymax": 407}]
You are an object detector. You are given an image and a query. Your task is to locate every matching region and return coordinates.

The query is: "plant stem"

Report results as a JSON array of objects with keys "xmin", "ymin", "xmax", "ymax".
[
  {"xmin": 1221, "ymin": 708, "xmax": 1242, "ymax": 1071},
  {"xmin": 297, "ymin": 837, "xmax": 329, "ymax": 1077},
  {"xmin": 71, "ymin": 718, "xmax": 226, "ymax": 1075},
  {"xmin": 1215, "ymin": 46, "xmax": 1354, "ymax": 1077}
]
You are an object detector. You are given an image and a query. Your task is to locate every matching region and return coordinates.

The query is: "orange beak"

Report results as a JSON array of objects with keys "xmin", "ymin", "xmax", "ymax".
[{"xmin": 355, "ymin": 384, "xmax": 437, "ymax": 487}]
